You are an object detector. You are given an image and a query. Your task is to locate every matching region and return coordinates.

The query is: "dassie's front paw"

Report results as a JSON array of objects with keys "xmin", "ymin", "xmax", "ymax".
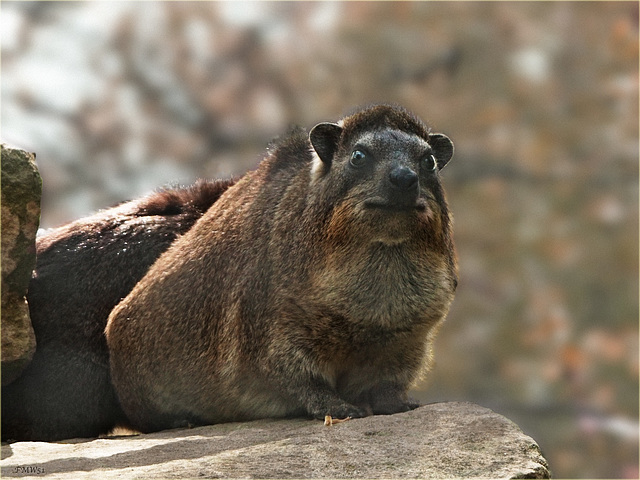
[
  {"xmin": 312, "ymin": 402, "xmax": 367, "ymax": 420},
  {"xmin": 371, "ymin": 397, "xmax": 421, "ymax": 415}
]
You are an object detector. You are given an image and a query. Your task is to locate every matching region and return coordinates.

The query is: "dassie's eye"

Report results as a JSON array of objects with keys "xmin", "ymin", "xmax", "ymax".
[
  {"xmin": 350, "ymin": 150, "xmax": 367, "ymax": 168},
  {"xmin": 423, "ymin": 154, "xmax": 438, "ymax": 172}
]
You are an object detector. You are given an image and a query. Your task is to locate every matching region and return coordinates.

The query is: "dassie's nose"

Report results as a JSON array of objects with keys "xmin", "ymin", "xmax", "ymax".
[{"xmin": 389, "ymin": 166, "xmax": 418, "ymax": 190}]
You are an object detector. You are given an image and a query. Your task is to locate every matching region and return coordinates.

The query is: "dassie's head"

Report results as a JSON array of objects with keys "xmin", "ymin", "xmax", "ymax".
[{"xmin": 309, "ymin": 105, "xmax": 454, "ymax": 246}]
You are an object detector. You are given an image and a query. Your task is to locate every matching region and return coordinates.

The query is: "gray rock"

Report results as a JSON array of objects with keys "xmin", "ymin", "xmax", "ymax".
[
  {"xmin": 1, "ymin": 144, "xmax": 41, "ymax": 386},
  {"xmin": 0, "ymin": 402, "xmax": 550, "ymax": 479}
]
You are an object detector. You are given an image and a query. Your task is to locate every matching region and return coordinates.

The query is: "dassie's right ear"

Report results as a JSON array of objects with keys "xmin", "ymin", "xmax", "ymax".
[{"xmin": 309, "ymin": 122, "xmax": 342, "ymax": 165}]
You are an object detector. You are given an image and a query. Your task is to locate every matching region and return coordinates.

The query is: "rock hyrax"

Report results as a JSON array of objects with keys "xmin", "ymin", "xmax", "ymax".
[{"xmin": 106, "ymin": 104, "xmax": 458, "ymax": 433}]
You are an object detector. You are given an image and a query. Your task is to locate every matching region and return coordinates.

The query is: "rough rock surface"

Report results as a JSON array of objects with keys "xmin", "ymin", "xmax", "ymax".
[
  {"xmin": 1, "ymin": 144, "xmax": 41, "ymax": 386},
  {"xmin": 1, "ymin": 402, "xmax": 550, "ymax": 479}
]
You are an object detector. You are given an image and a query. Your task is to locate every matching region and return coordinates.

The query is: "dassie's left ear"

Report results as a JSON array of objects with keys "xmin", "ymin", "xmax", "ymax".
[
  {"xmin": 428, "ymin": 133, "xmax": 454, "ymax": 170},
  {"xmin": 310, "ymin": 122, "xmax": 343, "ymax": 166}
]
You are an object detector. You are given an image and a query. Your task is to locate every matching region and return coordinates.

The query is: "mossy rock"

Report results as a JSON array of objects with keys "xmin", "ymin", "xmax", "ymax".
[{"xmin": 1, "ymin": 144, "xmax": 42, "ymax": 386}]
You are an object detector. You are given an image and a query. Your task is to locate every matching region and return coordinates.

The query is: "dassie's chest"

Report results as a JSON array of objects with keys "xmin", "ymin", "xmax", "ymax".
[{"xmin": 312, "ymin": 243, "xmax": 455, "ymax": 329}]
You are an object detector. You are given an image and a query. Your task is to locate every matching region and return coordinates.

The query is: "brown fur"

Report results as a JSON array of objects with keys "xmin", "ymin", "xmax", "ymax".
[{"xmin": 106, "ymin": 104, "xmax": 457, "ymax": 433}]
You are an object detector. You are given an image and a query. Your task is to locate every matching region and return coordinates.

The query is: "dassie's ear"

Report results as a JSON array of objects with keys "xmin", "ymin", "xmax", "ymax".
[
  {"xmin": 428, "ymin": 133, "xmax": 454, "ymax": 170},
  {"xmin": 309, "ymin": 122, "xmax": 342, "ymax": 165}
]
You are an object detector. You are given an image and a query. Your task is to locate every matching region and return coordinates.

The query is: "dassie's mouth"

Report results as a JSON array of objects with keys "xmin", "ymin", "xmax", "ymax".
[{"xmin": 363, "ymin": 199, "xmax": 427, "ymax": 212}]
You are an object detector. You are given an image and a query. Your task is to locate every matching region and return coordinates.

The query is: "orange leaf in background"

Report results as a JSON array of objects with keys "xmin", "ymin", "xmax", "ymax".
[
  {"xmin": 560, "ymin": 344, "xmax": 588, "ymax": 378},
  {"xmin": 610, "ymin": 17, "xmax": 639, "ymax": 61}
]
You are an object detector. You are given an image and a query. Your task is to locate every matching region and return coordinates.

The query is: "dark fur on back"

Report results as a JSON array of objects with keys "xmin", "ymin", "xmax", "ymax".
[
  {"xmin": 2, "ymin": 178, "xmax": 235, "ymax": 441},
  {"xmin": 137, "ymin": 178, "xmax": 235, "ymax": 216}
]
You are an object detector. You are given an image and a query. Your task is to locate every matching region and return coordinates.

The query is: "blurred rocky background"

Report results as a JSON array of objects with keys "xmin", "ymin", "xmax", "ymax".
[{"xmin": 1, "ymin": 2, "xmax": 637, "ymax": 478}]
